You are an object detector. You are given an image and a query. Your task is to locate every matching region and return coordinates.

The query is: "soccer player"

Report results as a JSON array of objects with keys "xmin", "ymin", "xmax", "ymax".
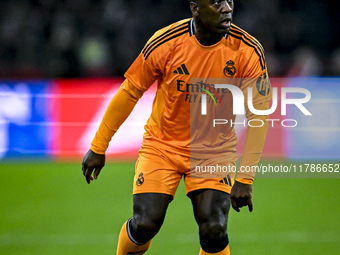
[{"xmin": 82, "ymin": 0, "xmax": 271, "ymax": 254}]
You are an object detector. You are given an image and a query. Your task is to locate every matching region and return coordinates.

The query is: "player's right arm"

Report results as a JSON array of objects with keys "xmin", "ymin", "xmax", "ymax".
[
  {"xmin": 81, "ymin": 79, "xmax": 145, "ymax": 184},
  {"xmin": 81, "ymin": 32, "xmax": 162, "ymax": 184},
  {"xmin": 81, "ymin": 21, "xmax": 177, "ymax": 183},
  {"xmin": 90, "ymin": 79, "xmax": 146, "ymax": 154}
]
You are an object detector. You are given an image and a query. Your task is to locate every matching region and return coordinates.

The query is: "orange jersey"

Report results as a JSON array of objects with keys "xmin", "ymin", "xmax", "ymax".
[{"xmin": 123, "ymin": 18, "xmax": 271, "ymax": 157}]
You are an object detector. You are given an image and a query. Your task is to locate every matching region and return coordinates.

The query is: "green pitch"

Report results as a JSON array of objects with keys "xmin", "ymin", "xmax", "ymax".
[{"xmin": 0, "ymin": 161, "xmax": 339, "ymax": 255}]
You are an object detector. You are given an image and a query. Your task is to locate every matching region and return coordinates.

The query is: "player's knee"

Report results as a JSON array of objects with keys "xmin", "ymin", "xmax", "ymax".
[
  {"xmin": 133, "ymin": 217, "xmax": 160, "ymax": 234},
  {"xmin": 131, "ymin": 215, "xmax": 162, "ymax": 242},
  {"xmin": 199, "ymin": 220, "xmax": 227, "ymax": 241}
]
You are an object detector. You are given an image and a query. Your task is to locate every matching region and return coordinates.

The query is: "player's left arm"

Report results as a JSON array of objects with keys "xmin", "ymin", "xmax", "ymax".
[
  {"xmin": 230, "ymin": 101, "xmax": 269, "ymax": 212},
  {"xmin": 231, "ymin": 43, "xmax": 271, "ymax": 212}
]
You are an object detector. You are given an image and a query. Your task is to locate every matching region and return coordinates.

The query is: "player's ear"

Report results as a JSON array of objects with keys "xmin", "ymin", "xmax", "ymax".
[{"xmin": 190, "ymin": 1, "xmax": 199, "ymax": 16}]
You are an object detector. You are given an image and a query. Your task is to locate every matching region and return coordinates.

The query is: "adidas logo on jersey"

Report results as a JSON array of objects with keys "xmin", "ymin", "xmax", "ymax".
[
  {"xmin": 173, "ymin": 64, "xmax": 190, "ymax": 75},
  {"xmin": 219, "ymin": 175, "xmax": 232, "ymax": 186}
]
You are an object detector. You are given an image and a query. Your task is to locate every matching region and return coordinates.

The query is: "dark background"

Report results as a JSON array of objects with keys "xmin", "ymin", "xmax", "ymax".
[{"xmin": 0, "ymin": 0, "xmax": 339, "ymax": 78}]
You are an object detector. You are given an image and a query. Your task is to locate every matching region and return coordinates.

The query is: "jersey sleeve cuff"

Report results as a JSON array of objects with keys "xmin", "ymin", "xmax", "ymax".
[
  {"xmin": 90, "ymin": 145, "xmax": 106, "ymax": 155},
  {"xmin": 235, "ymin": 178, "xmax": 254, "ymax": 185}
]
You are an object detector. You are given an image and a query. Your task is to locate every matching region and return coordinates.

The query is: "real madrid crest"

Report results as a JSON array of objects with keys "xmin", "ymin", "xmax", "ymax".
[
  {"xmin": 136, "ymin": 172, "xmax": 144, "ymax": 186},
  {"xmin": 223, "ymin": 60, "xmax": 236, "ymax": 77}
]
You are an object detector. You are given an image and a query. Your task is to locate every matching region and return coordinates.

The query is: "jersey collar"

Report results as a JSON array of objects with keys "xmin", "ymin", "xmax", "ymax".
[{"xmin": 189, "ymin": 19, "xmax": 228, "ymax": 39}]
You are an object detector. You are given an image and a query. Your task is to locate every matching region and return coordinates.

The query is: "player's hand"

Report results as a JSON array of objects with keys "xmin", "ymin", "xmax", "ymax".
[
  {"xmin": 82, "ymin": 149, "xmax": 105, "ymax": 184},
  {"xmin": 230, "ymin": 181, "xmax": 253, "ymax": 212}
]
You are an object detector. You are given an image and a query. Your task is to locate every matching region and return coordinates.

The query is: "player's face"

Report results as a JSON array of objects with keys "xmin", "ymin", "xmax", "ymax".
[{"xmin": 196, "ymin": 0, "xmax": 233, "ymax": 35}]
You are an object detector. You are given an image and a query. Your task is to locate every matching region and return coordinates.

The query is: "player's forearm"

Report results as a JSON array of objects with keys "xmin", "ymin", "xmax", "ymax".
[
  {"xmin": 236, "ymin": 102, "xmax": 269, "ymax": 184},
  {"xmin": 91, "ymin": 79, "xmax": 143, "ymax": 154}
]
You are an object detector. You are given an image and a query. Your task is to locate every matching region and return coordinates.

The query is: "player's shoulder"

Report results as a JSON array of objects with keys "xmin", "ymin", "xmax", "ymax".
[
  {"xmin": 228, "ymin": 23, "xmax": 266, "ymax": 71},
  {"xmin": 142, "ymin": 19, "xmax": 191, "ymax": 60},
  {"xmin": 228, "ymin": 24, "xmax": 265, "ymax": 55}
]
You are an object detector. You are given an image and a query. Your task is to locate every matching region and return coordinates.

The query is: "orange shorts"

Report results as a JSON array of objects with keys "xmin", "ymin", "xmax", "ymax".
[{"xmin": 133, "ymin": 145, "xmax": 238, "ymax": 198}]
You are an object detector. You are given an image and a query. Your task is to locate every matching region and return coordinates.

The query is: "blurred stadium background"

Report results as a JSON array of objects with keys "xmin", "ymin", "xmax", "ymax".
[{"xmin": 1, "ymin": 0, "xmax": 339, "ymax": 254}]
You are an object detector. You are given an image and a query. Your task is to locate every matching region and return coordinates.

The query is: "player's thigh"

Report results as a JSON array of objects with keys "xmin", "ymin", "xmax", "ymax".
[
  {"xmin": 189, "ymin": 189, "xmax": 231, "ymax": 229},
  {"xmin": 133, "ymin": 145, "xmax": 183, "ymax": 197}
]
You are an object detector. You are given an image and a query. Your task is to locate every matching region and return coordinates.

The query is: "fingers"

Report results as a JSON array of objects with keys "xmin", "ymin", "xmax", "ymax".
[
  {"xmin": 230, "ymin": 196, "xmax": 252, "ymax": 213},
  {"xmin": 81, "ymin": 149, "xmax": 106, "ymax": 184},
  {"xmin": 247, "ymin": 196, "xmax": 253, "ymax": 212},
  {"xmin": 231, "ymin": 198, "xmax": 246, "ymax": 212},
  {"xmin": 93, "ymin": 167, "xmax": 102, "ymax": 180},
  {"xmin": 82, "ymin": 164, "xmax": 102, "ymax": 184},
  {"xmin": 231, "ymin": 198, "xmax": 240, "ymax": 212},
  {"xmin": 83, "ymin": 165, "xmax": 94, "ymax": 184},
  {"xmin": 230, "ymin": 181, "xmax": 253, "ymax": 213}
]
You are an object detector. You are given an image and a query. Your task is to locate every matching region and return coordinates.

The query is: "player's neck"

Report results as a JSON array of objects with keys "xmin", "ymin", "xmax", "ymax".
[{"xmin": 192, "ymin": 19, "xmax": 225, "ymax": 46}]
